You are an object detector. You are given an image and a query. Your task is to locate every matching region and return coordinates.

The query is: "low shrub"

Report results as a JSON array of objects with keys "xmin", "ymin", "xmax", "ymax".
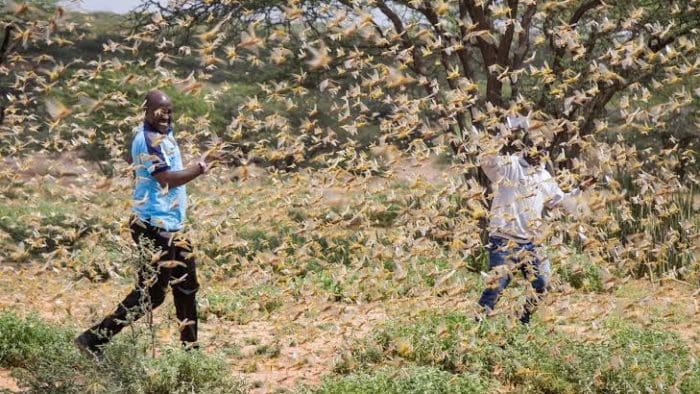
[
  {"xmin": 0, "ymin": 312, "xmax": 76, "ymax": 369},
  {"xmin": 306, "ymin": 366, "xmax": 493, "ymax": 394},
  {"xmin": 144, "ymin": 347, "xmax": 246, "ymax": 394},
  {"xmin": 337, "ymin": 311, "xmax": 700, "ymax": 393},
  {"xmin": 0, "ymin": 312, "xmax": 247, "ymax": 393},
  {"xmin": 556, "ymin": 258, "xmax": 605, "ymax": 292}
]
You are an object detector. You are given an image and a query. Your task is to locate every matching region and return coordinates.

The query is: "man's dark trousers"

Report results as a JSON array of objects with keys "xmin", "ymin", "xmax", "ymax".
[
  {"xmin": 88, "ymin": 218, "xmax": 199, "ymax": 345},
  {"xmin": 477, "ymin": 236, "xmax": 547, "ymax": 324}
]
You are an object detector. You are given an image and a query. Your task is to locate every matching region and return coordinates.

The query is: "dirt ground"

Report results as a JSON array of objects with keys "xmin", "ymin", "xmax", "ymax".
[{"xmin": 0, "ymin": 264, "xmax": 698, "ymax": 393}]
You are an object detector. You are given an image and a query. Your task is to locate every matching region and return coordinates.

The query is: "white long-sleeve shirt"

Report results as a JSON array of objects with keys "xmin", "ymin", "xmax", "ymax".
[{"xmin": 480, "ymin": 154, "xmax": 581, "ymax": 243}]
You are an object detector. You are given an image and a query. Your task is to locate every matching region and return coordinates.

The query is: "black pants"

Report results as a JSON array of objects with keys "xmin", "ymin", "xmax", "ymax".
[{"xmin": 88, "ymin": 218, "xmax": 199, "ymax": 344}]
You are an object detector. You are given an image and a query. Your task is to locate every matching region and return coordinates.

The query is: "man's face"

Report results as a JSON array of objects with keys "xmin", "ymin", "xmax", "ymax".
[
  {"xmin": 145, "ymin": 99, "xmax": 173, "ymax": 134},
  {"xmin": 511, "ymin": 127, "xmax": 546, "ymax": 166}
]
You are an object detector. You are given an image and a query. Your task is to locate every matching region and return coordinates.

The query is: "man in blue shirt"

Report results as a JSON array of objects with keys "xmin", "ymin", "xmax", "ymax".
[{"xmin": 75, "ymin": 90, "xmax": 217, "ymax": 358}]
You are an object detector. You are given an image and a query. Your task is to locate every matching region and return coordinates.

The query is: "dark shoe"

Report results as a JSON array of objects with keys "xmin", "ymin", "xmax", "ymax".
[
  {"xmin": 74, "ymin": 331, "xmax": 103, "ymax": 361},
  {"xmin": 518, "ymin": 313, "xmax": 531, "ymax": 325}
]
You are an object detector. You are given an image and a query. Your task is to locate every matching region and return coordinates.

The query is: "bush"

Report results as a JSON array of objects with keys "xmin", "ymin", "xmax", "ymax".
[
  {"xmin": 0, "ymin": 312, "xmax": 75, "ymax": 369},
  {"xmin": 0, "ymin": 312, "xmax": 98, "ymax": 393},
  {"xmin": 337, "ymin": 311, "xmax": 700, "ymax": 393},
  {"xmin": 306, "ymin": 366, "xmax": 493, "ymax": 394},
  {"xmin": 556, "ymin": 258, "xmax": 605, "ymax": 292},
  {"xmin": 0, "ymin": 312, "xmax": 247, "ymax": 393},
  {"xmin": 144, "ymin": 348, "xmax": 246, "ymax": 394}
]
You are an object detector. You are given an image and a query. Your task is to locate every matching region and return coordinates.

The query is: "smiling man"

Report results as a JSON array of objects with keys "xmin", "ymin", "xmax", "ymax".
[{"xmin": 75, "ymin": 90, "xmax": 217, "ymax": 358}]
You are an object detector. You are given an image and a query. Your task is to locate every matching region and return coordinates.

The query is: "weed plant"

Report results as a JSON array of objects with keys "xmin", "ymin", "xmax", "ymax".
[
  {"xmin": 0, "ymin": 312, "xmax": 247, "ymax": 393},
  {"xmin": 334, "ymin": 311, "xmax": 700, "ymax": 393},
  {"xmin": 305, "ymin": 366, "xmax": 493, "ymax": 394}
]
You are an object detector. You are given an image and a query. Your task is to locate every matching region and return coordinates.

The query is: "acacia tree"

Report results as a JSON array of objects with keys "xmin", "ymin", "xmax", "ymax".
[{"xmin": 128, "ymin": 0, "xmax": 700, "ymax": 169}]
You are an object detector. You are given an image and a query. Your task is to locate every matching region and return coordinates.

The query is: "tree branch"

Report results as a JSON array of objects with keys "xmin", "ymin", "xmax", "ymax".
[
  {"xmin": 463, "ymin": 0, "xmax": 502, "ymax": 106},
  {"xmin": 374, "ymin": 1, "xmax": 428, "ymax": 79},
  {"xmin": 497, "ymin": 0, "xmax": 518, "ymax": 65},
  {"xmin": 551, "ymin": 0, "xmax": 603, "ymax": 74},
  {"xmin": 456, "ymin": 1, "xmax": 477, "ymax": 81},
  {"xmin": 374, "ymin": 1, "xmax": 470, "ymax": 156},
  {"xmin": 648, "ymin": 23, "xmax": 699, "ymax": 53},
  {"xmin": 0, "ymin": 24, "xmax": 14, "ymax": 66},
  {"xmin": 570, "ymin": 0, "xmax": 603, "ymax": 26},
  {"xmin": 511, "ymin": 3, "xmax": 536, "ymax": 70},
  {"xmin": 0, "ymin": 24, "xmax": 15, "ymax": 126}
]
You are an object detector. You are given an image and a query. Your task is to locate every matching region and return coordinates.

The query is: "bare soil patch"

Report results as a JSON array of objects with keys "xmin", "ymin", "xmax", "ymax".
[
  {"xmin": 4, "ymin": 151, "xmax": 99, "ymax": 188},
  {"xmin": 0, "ymin": 369, "xmax": 20, "ymax": 393}
]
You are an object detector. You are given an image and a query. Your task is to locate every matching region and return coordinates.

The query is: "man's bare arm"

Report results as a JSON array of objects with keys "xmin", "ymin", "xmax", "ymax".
[
  {"xmin": 153, "ymin": 164, "xmax": 203, "ymax": 189},
  {"xmin": 152, "ymin": 151, "xmax": 222, "ymax": 188}
]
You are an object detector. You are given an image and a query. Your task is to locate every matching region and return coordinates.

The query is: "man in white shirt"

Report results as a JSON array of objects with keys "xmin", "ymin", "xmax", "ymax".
[{"xmin": 475, "ymin": 116, "xmax": 595, "ymax": 324}]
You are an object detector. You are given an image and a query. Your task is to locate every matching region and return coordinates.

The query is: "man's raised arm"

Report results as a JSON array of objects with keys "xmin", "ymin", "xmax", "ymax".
[
  {"xmin": 152, "ymin": 152, "xmax": 221, "ymax": 189},
  {"xmin": 543, "ymin": 175, "xmax": 596, "ymax": 216},
  {"xmin": 471, "ymin": 118, "xmax": 519, "ymax": 182}
]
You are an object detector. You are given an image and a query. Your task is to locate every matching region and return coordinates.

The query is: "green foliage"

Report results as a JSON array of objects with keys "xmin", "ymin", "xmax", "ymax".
[
  {"xmin": 202, "ymin": 285, "xmax": 283, "ymax": 324},
  {"xmin": 604, "ymin": 174, "xmax": 699, "ymax": 281},
  {"xmin": 314, "ymin": 270, "xmax": 346, "ymax": 301},
  {"xmin": 367, "ymin": 202, "xmax": 401, "ymax": 227},
  {"xmin": 0, "ymin": 312, "xmax": 247, "ymax": 393},
  {"xmin": 0, "ymin": 312, "xmax": 74, "ymax": 369},
  {"xmin": 556, "ymin": 256, "xmax": 605, "ymax": 293},
  {"xmin": 306, "ymin": 366, "xmax": 493, "ymax": 394},
  {"xmin": 234, "ymin": 227, "xmax": 282, "ymax": 257},
  {"xmin": 464, "ymin": 248, "xmax": 489, "ymax": 274},
  {"xmin": 337, "ymin": 311, "xmax": 700, "ymax": 393},
  {"xmin": 70, "ymin": 240, "xmax": 127, "ymax": 282},
  {"xmin": 143, "ymin": 348, "xmax": 245, "ymax": 394},
  {"xmin": 310, "ymin": 233, "xmax": 361, "ymax": 266},
  {"xmin": 0, "ymin": 197, "xmax": 106, "ymax": 261}
]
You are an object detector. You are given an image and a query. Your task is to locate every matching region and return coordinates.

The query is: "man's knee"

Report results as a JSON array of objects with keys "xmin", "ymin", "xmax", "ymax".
[
  {"xmin": 149, "ymin": 286, "xmax": 168, "ymax": 306},
  {"xmin": 171, "ymin": 262, "xmax": 199, "ymax": 298},
  {"xmin": 172, "ymin": 282, "xmax": 199, "ymax": 297}
]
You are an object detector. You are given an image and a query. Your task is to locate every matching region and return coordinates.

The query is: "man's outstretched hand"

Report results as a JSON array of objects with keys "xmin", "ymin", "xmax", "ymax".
[{"xmin": 199, "ymin": 148, "xmax": 224, "ymax": 173}]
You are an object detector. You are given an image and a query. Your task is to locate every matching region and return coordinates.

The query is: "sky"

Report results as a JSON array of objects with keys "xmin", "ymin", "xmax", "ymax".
[{"xmin": 60, "ymin": 0, "xmax": 145, "ymax": 14}]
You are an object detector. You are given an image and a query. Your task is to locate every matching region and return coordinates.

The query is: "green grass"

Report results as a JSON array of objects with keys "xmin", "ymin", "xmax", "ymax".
[
  {"xmin": 303, "ymin": 366, "xmax": 493, "ymax": 394},
  {"xmin": 202, "ymin": 284, "xmax": 283, "ymax": 324},
  {"xmin": 335, "ymin": 311, "xmax": 700, "ymax": 393},
  {"xmin": 0, "ymin": 311, "xmax": 248, "ymax": 393}
]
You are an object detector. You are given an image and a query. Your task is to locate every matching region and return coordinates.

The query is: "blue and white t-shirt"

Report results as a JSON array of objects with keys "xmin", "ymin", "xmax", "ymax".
[{"xmin": 131, "ymin": 122, "xmax": 187, "ymax": 231}]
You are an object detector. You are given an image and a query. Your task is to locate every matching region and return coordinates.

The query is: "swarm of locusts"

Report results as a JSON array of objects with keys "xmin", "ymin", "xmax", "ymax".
[{"xmin": 0, "ymin": 0, "xmax": 698, "ymax": 357}]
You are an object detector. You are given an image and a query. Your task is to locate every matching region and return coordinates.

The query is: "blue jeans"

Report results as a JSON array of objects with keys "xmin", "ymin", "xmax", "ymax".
[{"xmin": 477, "ymin": 236, "xmax": 548, "ymax": 323}]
